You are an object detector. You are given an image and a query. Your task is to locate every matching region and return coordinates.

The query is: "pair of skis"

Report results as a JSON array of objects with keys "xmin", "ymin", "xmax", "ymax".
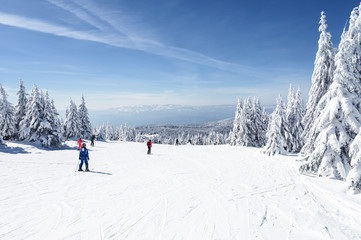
[{"xmin": 74, "ymin": 159, "xmax": 92, "ymax": 172}]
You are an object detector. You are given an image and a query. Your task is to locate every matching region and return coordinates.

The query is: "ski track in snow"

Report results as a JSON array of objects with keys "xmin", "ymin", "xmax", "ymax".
[{"xmin": 1, "ymin": 141, "xmax": 361, "ymax": 239}]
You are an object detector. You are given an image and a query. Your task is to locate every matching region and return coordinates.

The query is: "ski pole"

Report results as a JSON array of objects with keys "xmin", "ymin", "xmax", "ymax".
[{"xmin": 75, "ymin": 159, "xmax": 80, "ymax": 172}]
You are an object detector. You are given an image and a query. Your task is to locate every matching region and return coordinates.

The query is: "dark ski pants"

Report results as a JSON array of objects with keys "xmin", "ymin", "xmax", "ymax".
[
  {"xmin": 79, "ymin": 159, "xmax": 89, "ymax": 170},
  {"xmin": 147, "ymin": 147, "xmax": 151, "ymax": 154}
]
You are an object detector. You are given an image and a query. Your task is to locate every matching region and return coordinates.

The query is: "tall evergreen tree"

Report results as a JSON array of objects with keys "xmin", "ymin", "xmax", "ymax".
[
  {"xmin": 302, "ymin": 11, "xmax": 335, "ymax": 156},
  {"xmin": 105, "ymin": 121, "xmax": 114, "ymax": 140},
  {"xmin": 264, "ymin": 95, "xmax": 289, "ymax": 156},
  {"xmin": 252, "ymin": 97, "xmax": 267, "ymax": 147},
  {"xmin": 262, "ymin": 108, "xmax": 269, "ymax": 133},
  {"xmin": 38, "ymin": 91, "xmax": 63, "ymax": 147},
  {"xmin": 230, "ymin": 97, "xmax": 266, "ymax": 147},
  {"xmin": 95, "ymin": 124, "xmax": 106, "ymax": 140},
  {"xmin": 19, "ymin": 85, "xmax": 43, "ymax": 142},
  {"xmin": 300, "ymin": 6, "xmax": 361, "ymax": 180},
  {"xmin": 0, "ymin": 84, "xmax": 16, "ymax": 140},
  {"xmin": 63, "ymin": 99, "xmax": 81, "ymax": 139},
  {"xmin": 230, "ymin": 98, "xmax": 243, "ymax": 146},
  {"xmin": 286, "ymin": 86, "xmax": 305, "ymax": 152},
  {"xmin": 347, "ymin": 129, "xmax": 361, "ymax": 191},
  {"xmin": 78, "ymin": 95, "xmax": 92, "ymax": 139},
  {"xmin": 15, "ymin": 79, "xmax": 28, "ymax": 139},
  {"xmin": 292, "ymin": 88, "xmax": 306, "ymax": 152},
  {"xmin": 237, "ymin": 97, "xmax": 254, "ymax": 146}
]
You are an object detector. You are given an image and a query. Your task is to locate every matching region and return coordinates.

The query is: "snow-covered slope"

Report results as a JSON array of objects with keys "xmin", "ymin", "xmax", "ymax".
[{"xmin": 1, "ymin": 141, "xmax": 361, "ymax": 239}]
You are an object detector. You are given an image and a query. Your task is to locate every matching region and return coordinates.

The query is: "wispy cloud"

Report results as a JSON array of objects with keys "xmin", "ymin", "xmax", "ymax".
[
  {"xmin": 0, "ymin": 0, "xmax": 261, "ymax": 75},
  {"xmin": 0, "ymin": 11, "xmax": 103, "ymax": 42}
]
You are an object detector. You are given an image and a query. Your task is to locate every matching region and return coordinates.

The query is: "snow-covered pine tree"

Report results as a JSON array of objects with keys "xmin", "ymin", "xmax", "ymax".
[
  {"xmin": 238, "ymin": 98, "xmax": 255, "ymax": 146},
  {"xmin": 127, "ymin": 126, "xmax": 137, "ymax": 142},
  {"xmin": 50, "ymin": 98, "xmax": 63, "ymax": 144},
  {"xmin": 78, "ymin": 95, "xmax": 92, "ymax": 139},
  {"xmin": 230, "ymin": 98, "xmax": 243, "ymax": 146},
  {"xmin": 105, "ymin": 121, "xmax": 114, "ymax": 140},
  {"xmin": 15, "ymin": 79, "xmax": 28, "ymax": 139},
  {"xmin": 118, "ymin": 123, "xmax": 134, "ymax": 142},
  {"xmin": 198, "ymin": 133, "xmax": 205, "ymax": 145},
  {"xmin": 347, "ymin": 128, "xmax": 361, "ymax": 192},
  {"xmin": 63, "ymin": 99, "xmax": 81, "ymax": 139},
  {"xmin": 286, "ymin": 85, "xmax": 305, "ymax": 152},
  {"xmin": 264, "ymin": 95, "xmax": 289, "ymax": 156},
  {"xmin": 118, "ymin": 124, "xmax": 125, "ymax": 141},
  {"xmin": 0, "ymin": 84, "xmax": 16, "ymax": 140},
  {"xmin": 19, "ymin": 84, "xmax": 43, "ymax": 142},
  {"xmin": 135, "ymin": 132, "xmax": 142, "ymax": 142},
  {"xmin": 300, "ymin": 5, "xmax": 361, "ymax": 179},
  {"xmin": 207, "ymin": 130, "xmax": 216, "ymax": 145},
  {"xmin": 286, "ymin": 85, "xmax": 295, "ymax": 152},
  {"xmin": 95, "ymin": 124, "xmax": 106, "ymax": 140},
  {"xmin": 38, "ymin": 91, "xmax": 62, "ymax": 147},
  {"xmin": 252, "ymin": 97, "xmax": 266, "ymax": 147},
  {"xmin": 302, "ymin": 11, "xmax": 335, "ymax": 156},
  {"xmin": 262, "ymin": 108, "xmax": 269, "ymax": 134},
  {"xmin": 292, "ymin": 88, "xmax": 305, "ymax": 152}
]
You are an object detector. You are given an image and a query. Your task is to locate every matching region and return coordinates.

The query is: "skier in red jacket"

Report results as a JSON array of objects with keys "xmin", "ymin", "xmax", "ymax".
[
  {"xmin": 147, "ymin": 140, "xmax": 152, "ymax": 154},
  {"xmin": 77, "ymin": 138, "xmax": 83, "ymax": 150}
]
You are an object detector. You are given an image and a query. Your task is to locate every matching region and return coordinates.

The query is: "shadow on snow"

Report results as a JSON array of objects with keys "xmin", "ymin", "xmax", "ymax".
[
  {"xmin": 0, "ymin": 141, "xmax": 79, "ymax": 154},
  {"xmin": 0, "ymin": 144, "xmax": 30, "ymax": 154},
  {"xmin": 85, "ymin": 171, "xmax": 112, "ymax": 176}
]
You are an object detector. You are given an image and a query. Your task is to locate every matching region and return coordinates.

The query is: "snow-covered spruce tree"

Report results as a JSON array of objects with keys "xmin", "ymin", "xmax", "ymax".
[
  {"xmin": 118, "ymin": 124, "xmax": 126, "ymax": 141},
  {"xmin": 230, "ymin": 97, "xmax": 266, "ymax": 147},
  {"xmin": 286, "ymin": 86, "xmax": 305, "ymax": 152},
  {"xmin": 127, "ymin": 126, "xmax": 137, "ymax": 142},
  {"xmin": 347, "ymin": 128, "xmax": 361, "ymax": 192},
  {"xmin": 63, "ymin": 99, "xmax": 81, "ymax": 139},
  {"xmin": 15, "ymin": 79, "xmax": 28, "ymax": 139},
  {"xmin": 105, "ymin": 122, "xmax": 114, "ymax": 140},
  {"xmin": 78, "ymin": 95, "xmax": 92, "ymax": 139},
  {"xmin": 262, "ymin": 108, "xmax": 269, "ymax": 132},
  {"xmin": 118, "ymin": 123, "xmax": 134, "ymax": 142},
  {"xmin": 229, "ymin": 98, "xmax": 243, "ymax": 146},
  {"xmin": 293, "ymin": 88, "xmax": 306, "ymax": 151},
  {"xmin": 286, "ymin": 85, "xmax": 295, "ymax": 152},
  {"xmin": 237, "ymin": 98, "xmax": 253, "ymax": 146},
  {"xmin": 0, "ymin": 84, "xmax": 16, "ymax": 140},
  {"xmin": 37, "ymin": 91, "xmax": 62, "ymax": 147},
  {"xmin": 252, "ymin": 97, "xmax": 266, "ymax": 147},
  {"xmin": 19, "ymin": 85, "xmax": 43, "ymax": 141},
  {"xmin": 300, "ymin": 6, "xmax": 361, "ymax": 179},
  {"xmin": 95, "ymin": 124, "xmax": 106, "ymax": 140},
  {"xmin": 302, "ymin": 11, "xmax": 335, "ymax": 156},
  {"xmin": 207, "ymin": 130, "xmax": 216, "ymax": 145},
  {"xmin": 264, "ymin": 95, "xmax": 290, "ymax": 156}
]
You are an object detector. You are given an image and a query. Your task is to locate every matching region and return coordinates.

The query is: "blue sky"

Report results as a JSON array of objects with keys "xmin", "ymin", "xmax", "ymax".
[{"xmin": 0, "ymin": 0, "xmax": 358, "ymax": 110}]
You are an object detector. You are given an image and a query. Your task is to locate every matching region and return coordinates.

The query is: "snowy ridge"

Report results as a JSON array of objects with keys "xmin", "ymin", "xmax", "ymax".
[
  {"xmin": 134, "ymin": 118, "xmax": 233, "ymax": 144},
  {"xmin": 89, "ymin": 104, "xmax": 236, "ymax": 126},
  {"xmin": 1, "ymin": 140, "xmax": 361, "ymax": 239},
  {"xmin": 136, "ymin": 118, "xmax": 233, "ymax": 133}
]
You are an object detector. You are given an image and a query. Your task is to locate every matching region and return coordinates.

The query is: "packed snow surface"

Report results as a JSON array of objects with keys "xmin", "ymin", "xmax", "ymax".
[{"xmin": 1, "ymin": 141, "xmax": 361, "ymax": 240}]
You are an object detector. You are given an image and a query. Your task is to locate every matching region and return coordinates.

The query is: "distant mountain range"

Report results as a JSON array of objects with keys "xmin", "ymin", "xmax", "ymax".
[{"xmin": 89, "ymin": 104, "xmax": 237, "ymax": 127}]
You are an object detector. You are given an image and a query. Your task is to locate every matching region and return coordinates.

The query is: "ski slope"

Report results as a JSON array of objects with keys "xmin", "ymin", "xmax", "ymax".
[{"xmin": 1, "ymin": 141, "xmax": 361, "ymax": 240}]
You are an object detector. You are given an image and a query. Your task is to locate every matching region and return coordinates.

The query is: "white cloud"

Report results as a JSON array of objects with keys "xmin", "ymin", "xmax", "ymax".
[{"xmin": 0, "ymin": 11, "xmax": 103, "ymax": 42}]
